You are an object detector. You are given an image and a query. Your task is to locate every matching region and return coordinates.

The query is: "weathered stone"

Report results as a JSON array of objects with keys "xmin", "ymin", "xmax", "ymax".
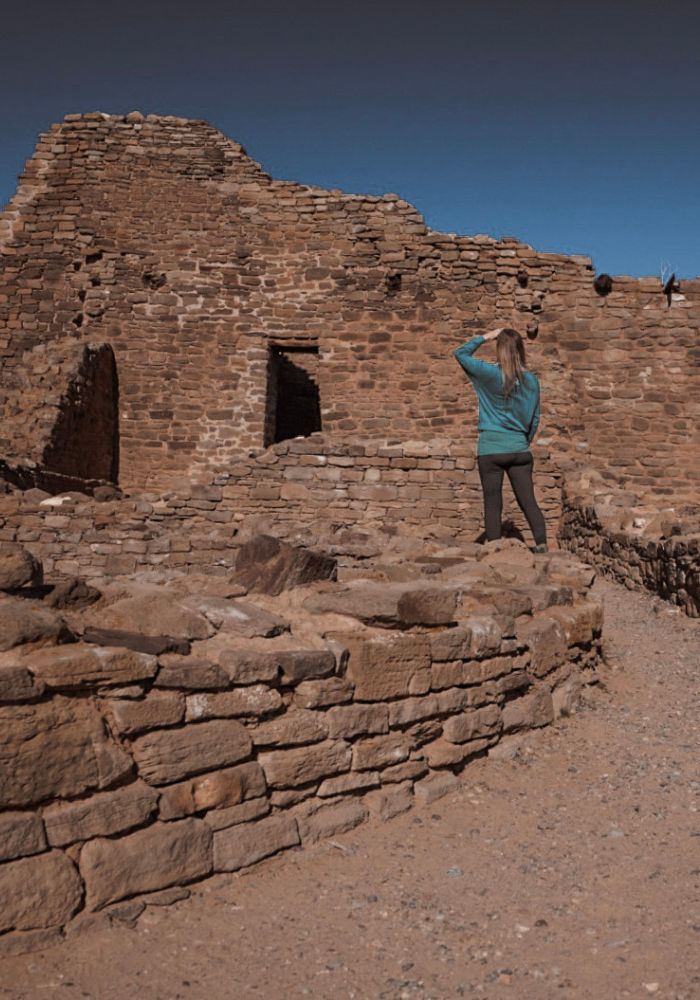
[
  {"xmin": 388, "ymin": 694, "xmax": 441, "ymax": 727},
  {"xmin": 80, "ymin": 818, "xmax": 213, "ymax": 910},
  {"xmin": 293, "ymin": 676, "xmax": 354, "ymax": 708},
  {"xmin": 259, "ymin": 740, "xmax": 351, "ymax": 788},
  {"xmin": 0, "ymin": 543, "xmax": 42, "ymax": 590},
  {"xmin": 95, "ymin": 593, "xmax": 213, "ymax": 641},
  {"xmin": 502, "ymin": 685, "xmax": 554, "ymax": 732},
  {"xmin": 213, "ymin": 814, "xmax": 300, "ymax": 871},
  {"xmin": 45, "ymin": 577, "xmax": 100, "ymax": 609},
  {"xmin": 380, "ymin": 759, "xmax": 429, "ymax": 784},
  {"xmin": 158, "ymin": 762, "xmax": 266, "ymax": 819},
  {"xmin": 106, "ymin": 689, "xmax": 185, "ymax": 735},
  {"xmin": 364, "ymin": 781, "xmax": 413, "ymax": 821},
  {"xmin": 131, "ymin": 719, "xmax": 252, "ymax": 785},
  {"xmin": 84, "ymin": 627, "xmax": 190, "ymax": 656},
  {"xmin": 214, "ymin": 647, "xmax": 280, "ymax": 685},
  {"xmin": 396, "ymin": 587, "xmax": 459, "ymax": 626},
  {"xmin": 23, "ymin": 643, "xmax": 157, "ymax": 689},
  {"xmin": 232, "ymin": 534, "xmax": 337, "ymax": 596},
  {"xmin": 541, "ymin": 601, "xmax": 603, "ymax": 646},
  {"xmin": 516, "ymin": 616, "xmax": 567, "ymax": 676},
  {"xmin": 297, "ymin": 799, "xmax": 368, "ymax": 844},
  {"xmin": 0, "ymin": 812, "xmax": 47, "ymax": 861},
  {"xmin": 155, "ymin": 654, "xmax": 230, "ymax": 690},
  {"xmin": 0, "ymin": 697, "xmax": 132, "ymax": 807},
  {"xmin": 43, "ymin": 781, "xmax": 158, "ymax": 845},
  {"xmin": 414, "ymin": 771, "xmax": 460, "ymax": 803},
  {"xmin": 0, "ymin": 851, "xmax": 82, "ymax": 932},
  {"xmin": 317, "ymin": 770, "xmax": 380, "ymax": 797},
  {"xmin": 424, "ymin": 736, "xmax": 492, "ymax": 768},
  {"xmin": 182, "ymin": 595, "xmax": 289, "ymax": 638},
  {"xmin": 203, "ymin": 796, "xmax": 270, "ymax": 831},
  {"xmin": 442, "ymin": 704, "xmax": 502, "ymax": 744},
  {"xmin": 326, "ymin": 703, "xmax": 389, "ymax": 739},
  {"xmin": 276, "ymin": 649, "xmax": 336, "ymax": 684},
  {"xmin": 0, "ymin": 926, "xmax": 63, "ymax": 957},
  {"xmin": 0, "ymin": 597, "xmax": 70, "ymax": 652},
  {"xmin": 429, "ymin": 625, "xmax": 473, "ymax": 661},
  {"xmin": 185, "ymin": 686, "xmax": 282, "ymax": 721},
  {"xmin": 344, "ymin": 632, "xmax": 431, "ymax": 701},
  {"xmin": 250, "ymin": 709, "xmax": 328, "ymax": 747},
  {"xmin": 0, "ymin": 659, "xmax": 45, "ymax": 702},
  {"xmin": 352, "ymin": 733, "xmax": 411, "ymax": 771}
]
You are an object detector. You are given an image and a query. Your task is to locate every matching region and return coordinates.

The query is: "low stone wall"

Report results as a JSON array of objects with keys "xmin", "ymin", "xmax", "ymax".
[
  {"xmin": 559, "ymin": 469, "xmax": 700, "ymax": 617},
  {"xmin": 0, "ymin": 437, "xmax": 562, "ymax": 581},
  {"xmin": 0, "ymin": 545, "xmax": 601, "ymax": 954}
]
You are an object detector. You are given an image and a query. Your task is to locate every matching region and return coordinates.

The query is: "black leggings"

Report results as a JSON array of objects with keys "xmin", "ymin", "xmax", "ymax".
[{"xmin": 477, "ymin": 450, "xmax": 547, "ymax": 546}]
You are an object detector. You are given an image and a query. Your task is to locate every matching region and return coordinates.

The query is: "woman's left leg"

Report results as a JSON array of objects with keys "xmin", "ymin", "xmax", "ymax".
[
  {"xmin": 506, "ymin": 452, "xmax": 547, "ymax": 547},
  {"xmin": 477, "ymin": 454, "xmax": 506, "ymax": 540}
]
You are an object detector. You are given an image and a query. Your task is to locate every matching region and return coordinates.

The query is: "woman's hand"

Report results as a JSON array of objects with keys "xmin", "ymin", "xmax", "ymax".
[{"xmin": 483, "ymin": 327, "xmax": 503, "ymax": 342}]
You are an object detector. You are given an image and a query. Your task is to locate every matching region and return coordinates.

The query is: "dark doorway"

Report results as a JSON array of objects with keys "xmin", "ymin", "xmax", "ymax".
[{"xmin": 265, "ymin": 345, "xmax": 322, "ymax": 445}]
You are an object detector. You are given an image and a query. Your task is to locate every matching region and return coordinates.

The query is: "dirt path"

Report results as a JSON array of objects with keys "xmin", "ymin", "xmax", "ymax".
[{"xmin": 2, "ymin": 579, "xmax": 698, "ymax": 1000}]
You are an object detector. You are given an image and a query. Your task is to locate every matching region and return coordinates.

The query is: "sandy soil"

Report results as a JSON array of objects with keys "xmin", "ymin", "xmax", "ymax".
[{"xmin": 1, "ymin": 578, "xmax": 698, "ymax": 1000}]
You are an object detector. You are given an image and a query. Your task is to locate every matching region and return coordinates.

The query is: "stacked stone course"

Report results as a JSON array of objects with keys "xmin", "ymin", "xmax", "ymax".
[{"xmin": 0, "ymin": 540, "xmax": 601, "ymax": 953}]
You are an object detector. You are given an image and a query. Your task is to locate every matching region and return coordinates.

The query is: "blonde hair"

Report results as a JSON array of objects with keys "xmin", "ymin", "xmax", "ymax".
[{"xmin": 496, "ymin": 328, "xmax": 527, "ymax": 397}]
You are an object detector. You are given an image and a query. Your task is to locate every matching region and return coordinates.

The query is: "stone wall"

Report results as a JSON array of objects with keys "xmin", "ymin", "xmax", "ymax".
[
  {"xmin": 0, "ymin": 542, "xmax": 602, "ymax": 954},
  {"xmin": 560, "ymin": 468, "xmax": 700, "ymax": 616},
  {"xmin": 0, "ymin": 438, "xmax": 563, "ymax": 582},
  {"xmin": 1, "ymin": 112, "xmax": 698, "ymax": 501}
]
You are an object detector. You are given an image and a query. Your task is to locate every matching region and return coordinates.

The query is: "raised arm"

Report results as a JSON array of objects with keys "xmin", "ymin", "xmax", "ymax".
[{"xmin": 453, "ymin": 329, "xmax": 501, "ymax": 385}]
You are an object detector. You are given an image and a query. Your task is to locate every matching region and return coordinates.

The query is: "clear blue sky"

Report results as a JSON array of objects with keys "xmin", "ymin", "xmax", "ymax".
[{"xmin": 1, "ymin": 0, "xmax": 698, "ymax": 277}]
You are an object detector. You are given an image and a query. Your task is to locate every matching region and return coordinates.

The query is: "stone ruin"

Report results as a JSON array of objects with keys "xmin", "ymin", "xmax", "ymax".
[{"xmin": 0, "ymin": 112, "xmax": 697, "ymax": 953}]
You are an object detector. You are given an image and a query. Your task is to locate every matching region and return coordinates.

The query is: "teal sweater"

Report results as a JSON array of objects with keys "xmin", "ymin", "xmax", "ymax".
[{"xmin": 454, "ymin": 336, "xmax": 541, "ymax": 456}]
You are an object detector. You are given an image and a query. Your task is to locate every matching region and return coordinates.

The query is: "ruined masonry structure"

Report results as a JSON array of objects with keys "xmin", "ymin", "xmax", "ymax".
[{"xmin": 0, "ymin": 113, "xmax": 698, "ymax": 954}]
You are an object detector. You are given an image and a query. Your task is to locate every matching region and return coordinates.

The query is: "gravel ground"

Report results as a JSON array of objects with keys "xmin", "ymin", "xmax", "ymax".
[{"xmin": 1, "ymin": 578, "xmax": 698, "ymax": 1000}]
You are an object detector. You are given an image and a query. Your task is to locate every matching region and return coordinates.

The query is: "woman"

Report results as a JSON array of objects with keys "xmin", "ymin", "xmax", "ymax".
[{"xmin": 454, "ymin": 327, "xmax": 547, "ymax": 552}]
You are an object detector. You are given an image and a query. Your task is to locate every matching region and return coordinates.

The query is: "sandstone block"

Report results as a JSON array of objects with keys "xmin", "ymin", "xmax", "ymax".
[
  {"xmin": 84, "ymin": 627, "xmax": 189, "ymax": 656},
  {"xmin": 24, "ymin": 643, "xmax": 157, "ymax": 689},
  {"xmin": 398, "ymin": 586, "xmax": 461, "ymax": 626},
  {"xmin": 293, "ymin": 676, "xmax": 354, "ymax": 708},
  {"xmin": 215, "ymin": 647, "xmax": 280, "ymax": 685},
  {"xmin": 182, "ymin": 595, "xmax": 289, "ymax": 639},
  {"xmin": 259, "ymin": 740, "xmax": 351, "ymax": 788},
  {"xmin": 43, "ymin": 781, "xmax": 158, "ymax": 846},
  {"xmin": 364, "ymin": 781, "xmax": 413, "ymax": 821},
  {"xmin": 0, "ymin": 697, "xmax": 132, "ymax": 808},
  {"xmin": 502, "ymin": 686, "xmax": 554, "ymax": 732},
  {"xmin": 429, "ymin": 625, "xmax": 473, "ymax": 661},
  {"xmin": 186, "ymin": 686, "xmax": 282, "ymax": 721},
  {"xmin": 345, "ymin": 632, "xmax": 430, "ymax": 701},
  {"xmin": 424, "ymin": 736, "xmax": 492, "ymax": 768},
  {"xmin": 45, "ymin": 578, "xmax": 100, "ymax": 609},
  {"xmin": 232, "ymin": 534, "xmax": 337, "ymax": 595},
  {"xmin": 203, "ymin": 796, "xmax": 270, "ymax": 831},
  {"xmin": 0, "ymin": 597, "xmax": 69, "ymax": 652},
  {"xmin": 352, "ymin": 733, "xmax": 411, "ymax": 771},
  {"xmin": 414, "ymin": 771, "xmax": 460, "ymax": 804},
  {"xmin": 0, "ymin": 544, "xmax": 42, "ymax": 590},
  {"xmin": 380, "ymin": 759, "xmax": 429, "ymax": 784},
  {"xmin": 251, "ymin": 709, "xmax": 328, "ymax": 747},
  {"xmin": 326, "ymin": 703, "xmax": 389, "ymax": 739},
  {"xmin": 80, "ymin": 818, "xmax": 212, "ymax": 910},
  {"xmin": 297, "ymin": 799, "xmax": 368, "ymax": 844},
  {"xmin": 0, "ymin": 661, "xmax": 45, "ymax": 702},
  {"xmin": 442, "ymin": 704, "xmax": 502, "ymax": 744},
  {"xmin": 95, "ymin": 594, "xmax": 213, "ymax": 641},
  {"xmin": 541, "ymin": 601, "xmax": 603, "ymax": 646},
  {"xmin": 131, "ymin": 719, "xmax": 252, "ymax": 785},
  {"xmin": 276, "ymin": 649, "xmax": 336, "ymax": 684},
  {"xmin": 388, "ymin": 694, "xmax": 441, "ymax": 727},
  {"xmin": 106, "ymin": 690, "xmax": 185, "ymax": 735},
  {"xmin": 0, "ymin": 851, "xmax": 82, "ymax": 932},
  {"xmin": 317, "ymin": 770, "xmax": 380, "ymax": 797},
  {"xmin": 155, "ymin": 654, "xmax": 230, "ymax": 690},
  {"xmin": 516, "ymin": 616, "xmax": 567, "ymax": 676},
  {"xmin": 158, "ymin": 762, "xmax": 266, "ymax": 820},
  {"xmin": 213, "ymin": 814, "xmax": 299, "ymax": 872},
  {"xmin": 0, "ymin": 812, "xmax": 47, "ymax": 861}
]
